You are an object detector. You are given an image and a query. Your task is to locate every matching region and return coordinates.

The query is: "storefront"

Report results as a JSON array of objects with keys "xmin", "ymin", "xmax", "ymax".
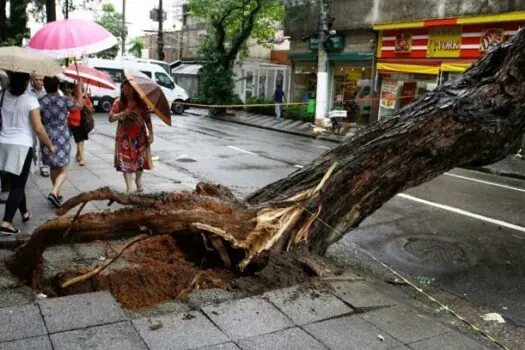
[
  {"xmin": 374, "ymin": 13, "xmax": 525, "ymax": 118},
  {"xmin": 289, "ymin": 31, "xmax": 376, "ymax": 124}
]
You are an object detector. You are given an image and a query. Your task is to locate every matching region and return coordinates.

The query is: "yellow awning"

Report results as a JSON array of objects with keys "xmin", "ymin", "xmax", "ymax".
[
  {"xmin": 440, "ymin": 63, "xmax": 472, "ymax": 73},
  {"xmin": 377, "ymin": 63, "xmax": 440, "ymax": 75}
]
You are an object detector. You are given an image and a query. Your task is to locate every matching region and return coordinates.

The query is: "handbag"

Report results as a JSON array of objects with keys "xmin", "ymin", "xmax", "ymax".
[{"xmin": 82, "ymin": 105, "xmax": 95, "ymax": 133}]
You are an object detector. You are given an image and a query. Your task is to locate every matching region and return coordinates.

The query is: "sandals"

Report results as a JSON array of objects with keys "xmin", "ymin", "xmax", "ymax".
[
  {"xmin": 22, "ymin": 212, "xmax": 32, "ymax": 223},
  {"xmin": 136, "ymin": 183, "xmax": 144, "ymax": 193},
  {"xmin": 0, "ymin": 225, "xmax": 20, "ymax": 235},
  {"xmin": 47, "ymin": 193, "xmax": 62, "ymax": 208}
]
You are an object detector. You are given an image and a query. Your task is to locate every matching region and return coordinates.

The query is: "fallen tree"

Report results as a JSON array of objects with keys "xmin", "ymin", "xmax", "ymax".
[{"xmin": 7, "ymin": 29, "xmax": 525, "ymax": 285}]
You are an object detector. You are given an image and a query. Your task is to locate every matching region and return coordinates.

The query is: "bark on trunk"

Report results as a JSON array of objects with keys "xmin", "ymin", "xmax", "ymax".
[{"xmin": 7, "ymin": 30, "xmax": 525, "ymax": 282}]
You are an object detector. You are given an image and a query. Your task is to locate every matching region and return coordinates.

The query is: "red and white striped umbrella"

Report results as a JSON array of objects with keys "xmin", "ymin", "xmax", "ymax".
[{"xmin": 63, "ymin": 64, "xmax": 116, "ymax": 90}]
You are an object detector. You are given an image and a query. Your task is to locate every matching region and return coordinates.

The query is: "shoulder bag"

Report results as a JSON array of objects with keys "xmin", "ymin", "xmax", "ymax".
[{"xmin": 0, "ymin": 90, "xmax": 5, "ymax": 130}]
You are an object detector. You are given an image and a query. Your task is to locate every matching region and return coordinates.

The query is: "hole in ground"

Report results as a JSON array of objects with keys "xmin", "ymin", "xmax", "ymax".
[{"xmin": 37, "ymin": 234, "xmax": 312, "ymax": 310}]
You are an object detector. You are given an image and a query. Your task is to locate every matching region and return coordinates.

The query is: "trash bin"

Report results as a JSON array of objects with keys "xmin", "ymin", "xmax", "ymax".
[{"xmin": 307, "ymin": 99, "xmax": 316, "ymax": 113}]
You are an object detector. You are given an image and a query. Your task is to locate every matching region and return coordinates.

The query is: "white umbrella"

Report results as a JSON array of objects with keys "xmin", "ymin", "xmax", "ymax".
[{"xmin": 0, "ymin": 46, "xmax": 62, "ymax": 76}]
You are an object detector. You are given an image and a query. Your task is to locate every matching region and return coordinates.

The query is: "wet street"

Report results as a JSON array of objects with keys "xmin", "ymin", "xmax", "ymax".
[{"xmin": 94, "ymin": 112, "xmax": 525, "ymax": 325}]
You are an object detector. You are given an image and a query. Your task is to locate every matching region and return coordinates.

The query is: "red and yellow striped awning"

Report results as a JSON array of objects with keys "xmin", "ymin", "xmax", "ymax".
[{"xmin": 373, "ymin": 11, "xmax": 525, "ymax": 30}]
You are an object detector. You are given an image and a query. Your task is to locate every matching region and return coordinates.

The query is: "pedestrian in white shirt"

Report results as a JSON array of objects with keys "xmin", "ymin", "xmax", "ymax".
[{"xmin": 0, "ymin": 71, "xmax": 54, "ymax": 234}]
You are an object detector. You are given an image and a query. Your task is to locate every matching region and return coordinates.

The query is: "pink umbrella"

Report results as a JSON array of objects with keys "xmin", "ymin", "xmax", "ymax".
[
  {"xmin": 28, "ymin": 19, "xmax": 118, "ymax": 59},
  {"xmin": 63, "ymin": 64, "xmax": 116, "ymax": 90}
]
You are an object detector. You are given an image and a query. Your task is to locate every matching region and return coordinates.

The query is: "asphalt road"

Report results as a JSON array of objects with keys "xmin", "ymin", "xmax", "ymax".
[{"xmin": 94, "ymin": 112, "xmax": 525, "ymax": 325}]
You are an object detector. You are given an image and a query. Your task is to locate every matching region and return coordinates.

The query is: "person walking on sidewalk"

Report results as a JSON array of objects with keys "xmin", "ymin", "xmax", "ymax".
[
  {"xmin": 109, "ymin": 80, "xmax": 153, "ymax": 193},
  {"xmin": 27, "ymin": 72, "xmax": 50, "ymax": 177},
  {"xmin": 39, "ymin": 77, "xmax": 84, "ymax": 208},
  {"xmin": 274, "ymin": 84, "xmax": 285, "ymax": 122},
  {"xmin": 69, "ymin": 83, "xmax": 94, "ymax": 167},
  {"xmin": 0, "ymin": 72, "xmax": 54, "ymax": 235}
]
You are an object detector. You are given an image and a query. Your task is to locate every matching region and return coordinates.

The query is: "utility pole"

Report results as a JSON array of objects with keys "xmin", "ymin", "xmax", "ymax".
[
  {"xmin": 314, "ymin": 0, "xmax": 331, "ymax": 126},
  {"xmin": 122, "ymin": 0, "xmax": 126, "ymax": 56},
  {"xmin": 157, "ymin": 0, "xmax": 165, "ymax": 61}
]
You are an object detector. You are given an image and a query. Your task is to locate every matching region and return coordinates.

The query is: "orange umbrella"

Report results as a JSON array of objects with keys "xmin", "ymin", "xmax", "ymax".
[{"xmin": 124, "ymin": 68, "xmax": 171, "ymax": 126}]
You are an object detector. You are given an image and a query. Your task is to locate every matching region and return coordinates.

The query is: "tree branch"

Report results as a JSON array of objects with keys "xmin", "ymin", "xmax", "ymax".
[
  {"xmin": 212, "ymin": 0, "xmax": 249, "ymax": 55},
  {"xmin": 226, "ymin": 0, "xmax": 263, "ymax": 62}
]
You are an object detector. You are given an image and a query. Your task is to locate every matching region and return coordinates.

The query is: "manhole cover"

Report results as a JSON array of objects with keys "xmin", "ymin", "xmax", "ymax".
[{"xmin": 404, "ymin": 239, "xmax": 466, "ymax": 264}]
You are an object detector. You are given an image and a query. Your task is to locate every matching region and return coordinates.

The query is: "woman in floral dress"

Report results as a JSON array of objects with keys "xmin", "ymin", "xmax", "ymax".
[
  {"xmin": 109, "ymin": 80, "xmax": 153, "ymax": 193},
  {"xmin": 39, "ymin": 77, "xmax": 83, "ymax": 207}
]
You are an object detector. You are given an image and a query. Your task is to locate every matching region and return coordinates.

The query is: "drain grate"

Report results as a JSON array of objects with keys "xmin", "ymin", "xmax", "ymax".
[{"xmin": 404, "ymin": 239, "xmax": 466, "ymax": 264}]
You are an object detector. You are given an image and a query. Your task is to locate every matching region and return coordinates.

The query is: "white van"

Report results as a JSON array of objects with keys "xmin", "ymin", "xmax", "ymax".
[{"xmin": 85, "ymin": 58, "xmax": 189, "ymax": 114}]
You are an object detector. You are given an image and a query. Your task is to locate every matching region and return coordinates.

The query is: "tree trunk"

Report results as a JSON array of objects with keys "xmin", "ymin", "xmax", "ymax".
[
  {"xmin": 46, "ymin": 0, "xmax": 56, "ymax": 22},
  {"xmin": 246, "ymin": 30, "xmax": 525, "ymax": 254},
  {"xmin": 7, "ymin": 30, "xmax": 525, "ymax": 282}
]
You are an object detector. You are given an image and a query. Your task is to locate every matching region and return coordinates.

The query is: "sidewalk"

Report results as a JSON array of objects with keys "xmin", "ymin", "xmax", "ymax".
[
  {"xmin": 190, "ymin": 108, "xmax": 525, "ymax": 180},
  {"xmin": 0, "ymin": 124, "xmax": 507, "ymax": 349},
  {"xmin": 0, "ymin": 279, "xmax": 497, "ymax": 349}
]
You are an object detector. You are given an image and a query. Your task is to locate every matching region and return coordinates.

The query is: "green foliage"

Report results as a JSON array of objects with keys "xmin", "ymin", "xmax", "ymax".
[
  {"xmin": 245, "ymin": 97, "xmax": 274, "ymax": 115},
  {"xmin": 95, "ymin": 3, "xmax": 125, "ymax": 59},
  {"xmin": 0, "ymin": 0, "xmax": 30, "ymax": 46},
  {"xmin": 189, "ymin": 0, "xmax": 284, "ymax": 110},
  {"xmin": 284, "ymin": 104, "xmax": 314, "ymax": 122},
  {"xmin": 128, "ymin": 37, "xmax": 144, "ymax": 58}
]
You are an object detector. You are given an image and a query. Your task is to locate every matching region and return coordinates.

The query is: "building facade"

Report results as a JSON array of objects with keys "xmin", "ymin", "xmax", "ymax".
[
  {"xmin": 285, "ymin": 0, "xmax": 525, "ymax": 125},
  {"xmin": 375, "ymin": 13, "xmax": 525, "ymax": 118}
]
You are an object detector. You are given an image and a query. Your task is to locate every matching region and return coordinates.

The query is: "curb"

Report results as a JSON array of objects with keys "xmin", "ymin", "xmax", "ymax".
[{"xmin": 209, "ymin": 115, "xmax": 344, "ymax": 144}]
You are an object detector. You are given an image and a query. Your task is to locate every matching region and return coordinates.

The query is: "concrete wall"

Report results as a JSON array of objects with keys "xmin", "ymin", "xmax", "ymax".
[{"xmin": 286, "ymin": 0, "xmax": 525, "ymax": 37}]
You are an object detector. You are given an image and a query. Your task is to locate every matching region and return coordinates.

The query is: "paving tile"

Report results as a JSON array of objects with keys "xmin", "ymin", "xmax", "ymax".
[
  {"xmin": 202, "ymin": 297, "xmax": 294, "ymax": 341},
  {"xmin": 237, "ymin": 327, "xmax": 327, "ymax": 350},
  {"xmin": 133, "ymin": 310, "xmax": 228, "ymax": 350},
  {"xmin": 195, "ymin": 342, "xmax": 241, "ymax": 350},
  {"xmin": 0, "ymin": 336, "xmax": 53, "ymax": 350},
  {"xmin": 38, "ymin": 291, "xmax": 126, "ymax": 333},
  {"xmin": 408, "ymin": 331, "xmax": 491, "ymax": 350},
  {"xmin": 265, "ymin": 286, "xmax": 353, "ymax": 325},
  {"xmin": 50, "ymin": 321, "xmax": 147, "ymax": 350},
  {"xmin": 303, "ymin": 315, "xmax": 404, "ymax": 350},
  {"xmin": 362, "ymin": 305, "xmax": 450, "ymax": 344},
  {"xmin": 0, "ymin": 304, "xmax": 47, "ymax": 342},
  {"xmin": 330, "ymin": 281, "xmax": 398, "ymax": 310}
]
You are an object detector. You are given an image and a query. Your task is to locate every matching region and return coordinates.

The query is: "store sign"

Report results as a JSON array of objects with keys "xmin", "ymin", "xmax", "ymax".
[
  {"xmin": 427, "ymin": 26, "xmax": 462, "ymax": 58},
  {"xmin": 309, "ymin": 35, "xmax": 345, "ymax": 51},
  {"xmin": 480, "ymin": 28, "xmax": 505, "ymax": 51},
  {"xmin": 395, "ymin": 32, "xmax": 412, "ymax": 53}
]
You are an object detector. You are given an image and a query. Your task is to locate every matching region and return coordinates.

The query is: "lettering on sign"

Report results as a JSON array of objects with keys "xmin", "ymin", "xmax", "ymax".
[{"xmin": 427, "ymin": 26, "xmax": 462, "ymax": 58}]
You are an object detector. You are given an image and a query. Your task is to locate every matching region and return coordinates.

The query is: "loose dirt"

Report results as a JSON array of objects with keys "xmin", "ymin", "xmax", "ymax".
[{"xmin": 31, "ymin": 235, "xmax": 317, "ymax": 310}]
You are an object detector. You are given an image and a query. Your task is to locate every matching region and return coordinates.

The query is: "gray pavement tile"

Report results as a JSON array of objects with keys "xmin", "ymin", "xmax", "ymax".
[
  {"xmin": 407, "ymin": 331, "xmax": 491, "ymax": 350},
  {"xmin": 237, "ymin": 327, "xmax": 327, "ymax": 350},
  {"xmin": 133, "ymin": 310, "xmax": 228, "ymax": 350},
  {"xmin": 265, "ymin": 286, "xmax": 353, "ymax": 325},
  {"xmin": 50, "ymin": 321, "xmax": 147, "ymax": 350},
  {"xmin": 38, "ymin": 291, "xmax": 126, "ymax": 333},
  {"xmin": 0, "ymin": 304, "xmax": 47, "ymax": 342},
  {"xmin": 303, "ymin": 315, "xmax": 404, "ymax": 350},
  {"xmin": 361, "ymin": 305, "xmax": 450, "ymax": 344},
  {"xmin": 0, "ymin": 336, "xmax": 53, "ymax": 350},
  {"xmin": 330, "ymin": 281, "xmax": 398, "ymax": 310},
  {"xmin": 202, "ymin": 297, "xmax": 294, "ymax": 341},
  {"xmin": 196, "ymin": 343, "xmax": 240, "ymax": 350}
]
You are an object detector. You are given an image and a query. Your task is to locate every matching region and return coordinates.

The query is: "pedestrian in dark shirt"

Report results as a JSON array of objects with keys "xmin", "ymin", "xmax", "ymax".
[{"xmin": 274, "ymin": 84, "xmax": 285, "ymax": 121}]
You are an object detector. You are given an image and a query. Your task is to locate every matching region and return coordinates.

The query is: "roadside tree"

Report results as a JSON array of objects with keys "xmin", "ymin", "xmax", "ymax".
[{"xmin": 189, "ymin": 0, "xmax": 284, "ymax": 114}]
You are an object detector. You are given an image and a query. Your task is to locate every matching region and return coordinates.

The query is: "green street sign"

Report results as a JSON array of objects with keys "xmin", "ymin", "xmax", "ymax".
[{"xmin": 309, "ymin": 35, "xmax": 345, "ymax": 51}]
